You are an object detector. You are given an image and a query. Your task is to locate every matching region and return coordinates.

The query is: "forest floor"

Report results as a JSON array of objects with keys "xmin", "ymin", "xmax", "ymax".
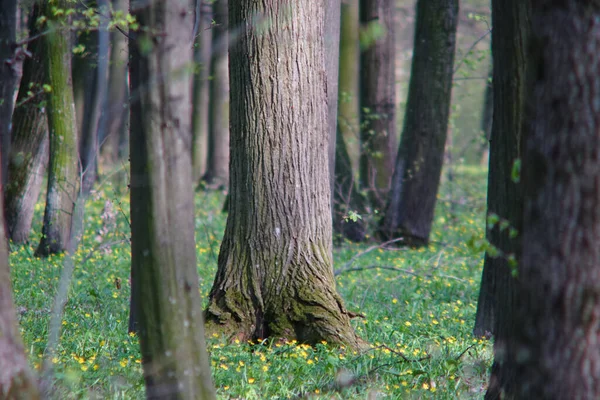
[{"xmin": 11, "ymin": 164, "xmax": 492, "ymax": 399}]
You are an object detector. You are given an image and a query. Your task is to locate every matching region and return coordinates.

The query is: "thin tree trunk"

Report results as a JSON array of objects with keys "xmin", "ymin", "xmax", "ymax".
[
  {"xmin": 0, "ymin": 0, "xmax": 20, "ymax": 187},
  {"xmin": 191, "ymin": 0, "xmax": 212, "ymax": 184},
  {"xmin": 473, "ymin": 0, "xmax": 529, "ymax": 356},
  {"xmin": 99, "ymin": 0, "xmax": 129, "ymax": 167},
  {"xmin": 205, "ymin": 0, "xmax": 363, "ymax": 349},
  {"xmin": 379, "ymin": 0, "xmax": 458, "ymax": 246},
  {"xmin": 36, "ymin": 0, "xmax": 79, "ymax": 257},
  {"xmin": 202, "ymin": 0, "xmax": 229, "ymax": 190},
  {"xmin": 479, "ymin": 65, "xmax": 493, "ymax": 167},
  {"xmin": 359, "ymin": 0, "xmax": 396, "ymax": 211},
  {"xmin": 128, "ymin": 0, "xmax": 216, "ymax": 397},
  {"xmin": 0, "ymin": 157, "xmax": 40, "ymax": 399},
  {"xmin": 507, "ymin": 2, "xmax": 600, "ymax": 398},
  {"xmin": 325, "ymin": 0, "xmax": 341, "ymax": 201}
]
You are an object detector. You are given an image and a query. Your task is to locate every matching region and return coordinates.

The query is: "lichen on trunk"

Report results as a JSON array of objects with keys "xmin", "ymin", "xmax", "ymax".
[{"xmin": 205, "ymin": 0, "xmax": 362, "ymax": 350}]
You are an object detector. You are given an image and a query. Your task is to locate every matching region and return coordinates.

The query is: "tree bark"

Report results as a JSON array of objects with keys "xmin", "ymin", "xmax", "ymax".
[
  {"xmin": 191, "ymin": 0, "xmax": 212, "ymax": 184},
  {"xmin": 202, "ymin": 0, "xmax": 229, "ymax": 190},
  {"xmin": 205, "ymin": 0, "xmax": 363, "ymax": 349},
  {"xmin": 0, "ymin": 158, "xmax": 40, "ymax": 399},
  {"xmin": 128, "ymin": 0, "xmax": 216, "ymax": 398},
  {"xmin": 359, "ymin": 0, "xmax": 396, "ymax": 211},
  {"xmin": 36, "ymin": 0, "xmax": 79, "ymax": 257},
  {"xmin": 325, "ymin": 0, "xmax": 341, "ymax": 202},
  {"xmin": 379, "ymin": 0, "xmax": 458, "ymax": 246},
  {"xmin": 479, "ymin": 65, "xmax": 493, "ymax": 167},
  {"xmin": 499, "ymin": 2, "xmax": 600, "ymax": 398},
  {"xmin": 473, "ymin": 0, "xmax": 529, "ymax": 343}
]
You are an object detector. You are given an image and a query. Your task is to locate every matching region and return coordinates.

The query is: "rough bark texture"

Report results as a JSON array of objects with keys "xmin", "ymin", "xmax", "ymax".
[
  {"xmin": 379, "ymin": 0, "xmax": 458, "ymax": 246},
  {"xmin": 128, "ymin": 0, "xmax": 216, "ymax": 398},
  {"xmin": 501, "ymin": 2, "xmax": 600, "ymax": 398},
  {"xmin": 359, "ymin": 0, "xmax": 396, "ymax": 211},
  {"xmin": 36, "ymin": 0, "xmax": 79, "ymax": 256},
  {"xmin": 100, "ymin": 0, "xmax": 129, "ymax": 165},
  {"xmin": 333, "ymin": 0, "xmax": 366, "ymax": 242},
  {"xmin": 191, "ymin": 0, "xmax": 212, "ymax": 183},
  {"xmin": 202, "ymin": 0, "xmax": 229, "ymax": 190},
  {"xmin": 478, "ymin": 3, "xmax": 530, "ymax": 399},
  {"xmin": 0, "ymin": 0, "xmax": 19, "ymax": 187},
  {"xmin": 474, "ymin": 0, "xmax": 529, "ymax": 342},
  {"xmin": 4, "ymin": 4, "xmax": 49, "ymax": 245},
  {"xmin": 0, "ymin": 158, "xmax": 40, "ymax": 399},
  {"xmin": 325, "ymin": 0, "xmax": 341, "ymax": 201},
  {"xmin": 206, "ymin": 0, "xmax": 362, "ymax": 349}
]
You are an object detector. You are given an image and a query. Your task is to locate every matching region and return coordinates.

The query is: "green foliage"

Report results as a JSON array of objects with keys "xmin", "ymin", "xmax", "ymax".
[{"xmin": 11, "ymin": 167, "xmax": 492, "ymax": 398}]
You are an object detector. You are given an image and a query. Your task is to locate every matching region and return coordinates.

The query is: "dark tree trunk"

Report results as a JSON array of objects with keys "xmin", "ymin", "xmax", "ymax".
[
  {"xmin": 100, "ymin": 0, "xmax": 129, "ymax": 166},
  {"xmin": 202, "ymin": 0, "xmax": 229, "ymax": 190},
  {"xmin": 36, "ymin": 0, "xmax": 79, "ymax": 257},
  {"xmin": 359, "ymin": 0, "xmax": 396, "ymax": 211},
  {"xmin": 0, "ymin": 0, "xmax": 20, "ymax": 187},
  {"xmin": 379, "ymin": 0, "xmax": 458, "ymax": 246},
  {"xmin": 334, "ymin": 0, "xmax": 366, "ymax": 242},
  {"xmin": 205, "ymin": 0, "xmax": 363, "ymax": 349},
  {"xmin": 473, "ymin": 0, "xmax": 530, "ymax": 351},
  {"xmin": 325, "ymin": 0, "xmax": 341, "ymax": 201},
  {"xmin": 191, "ymin": 0, "xmax": 212, "ymax": 184},
  {"xmin": 479, "ymin": 65, "xmax": 493, "ymax": 167},
  {"xmin": 128, "ymin": 0, "xmax": 216, "ymax": 398},
  {"xmin": 0, "ymin": 156, "xmax": 40, "ymax": 399},
  {"xmin": 498, "ymin": 2, "xmax": 600, "ymax": 398}
]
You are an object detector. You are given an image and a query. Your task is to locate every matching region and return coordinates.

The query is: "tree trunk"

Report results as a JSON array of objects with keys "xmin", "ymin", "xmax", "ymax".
[
  {"xmin": 498, "ymin": 2, "xmax": 600, "ymax": 398},
  {"xmin": 191, "ymin": 0, "xmax": 212, "ymax": 184},
  {"xmin": 0, "ymin": 0, "xmax": 20, "ymax": 187},
  {"xmin": 359, "ymin": 0, "xmax": 396, "ymax": 211},
  {"xmin": 479, "ymin": 65, "xmax": 493, "ymax": 167},
  {"xmin": 80, "ymin": 0, "xmax": 110, "ymax": 195},
  {"xmin": 128, "ymin": 1, "xmax": 216, "ymax": 398},
  {"xmin": 99, "ymin": 0, "xmax": 129, "ymax": 167},
  {"xmin": 36, "ymin": 0, "xmax": 79, "ymax": 257},
  {"xmin": 333, "ymin": 0, "xmax": 366, "ymax": 242},
  {"xmin": 205, "ymin": 0, "xmax": 363, "ymax": 349},
  {"xmin": 202, "ymin": 0, "xmax": 229, "ymax": 190},
  {"xmin": 325, "ymin": 0, "xmax": 341, "ymax": 201},
  {"xmin": 379, "ymin": 0, "xmax": 458, "ymax": 246},
  {"xmin": 0, "ymin": 158, "xmax": 40, "ymax": 399},
  {"xmin": 473, "ymin": 0, "xmax": 529, "ymax": 348}
]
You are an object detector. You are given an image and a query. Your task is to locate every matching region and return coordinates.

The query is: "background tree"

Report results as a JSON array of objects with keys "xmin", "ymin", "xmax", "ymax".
[
  {"xmin": 36, "ymin": 0, "xmax": 79, "ymax": 256},
  {"xmin": 380, "ymin": 0, "xmax": 458, "ymax": 246},
  {"xmin": 500, "ymin": 2, "xmax": 600, "ymax": 398},
  {"xmin": 205, "ymin": 0, "xmax": 362, "ymax": 348},
  {"xmin": 128, "ymin": 0, "xmax": 216, "ymax": 397},
  {"xmin": 473, "ymin": 0, "xmax": 529, "ymax": 353},
  {"xmin": 359, "ymin": 0, "xmax": 396, "ymax": 211},
  {"xmin": 191, "ymin": 0, "xmax": 213, "ymax": 184},
  {"xmin": 202, "ymin": 0, "xmax": 229, "ymax": 190}
]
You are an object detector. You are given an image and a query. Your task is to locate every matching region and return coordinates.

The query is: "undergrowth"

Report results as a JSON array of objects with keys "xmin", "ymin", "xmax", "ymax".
[{"xmin": 11, "ymin": 165, "xmax": 492, "ymax": 399}]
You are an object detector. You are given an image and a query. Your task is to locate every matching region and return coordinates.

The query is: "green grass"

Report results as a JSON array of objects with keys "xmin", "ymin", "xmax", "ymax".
[{"xmin": 11, "ymin": 165, "xmax": 492, "ymax": 399}]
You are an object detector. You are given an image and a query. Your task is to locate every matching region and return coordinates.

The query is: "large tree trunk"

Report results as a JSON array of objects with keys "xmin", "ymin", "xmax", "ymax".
[
  {"xmin": 191, "ymin": 0, "xmax": 212, "ymax": 184},
  {"xmin": 358, "ymin": 0, "xmax": 396, "ymax": 211},
  {"xmin": 473, "ymin": 0, "xmax": 529, "ymax": 344},
  {"xmin": 205, "ymin": 0, "xmax": 362, "ymax": 349},
  {"xmin": 333, "ymin": 0, "xmax": 366, "ymax": 242},
  {"xmin": 36, "ymin": 0, "xmax": 79, "ymax": 257},
  {"xmin": 499, "ymin": 2, "xmax": 600, "ymax": 398},
  {"xmin": 0, "ymin": 159, "xmax": 40, "ymax": 399},
  {"xmin": 128, "ymin": 1, "xmax": 216, "ymax": 398},
  {"xmin": 379, "ymin": 0, "xmax": 458, "ymax": 246},
  {"xmin": 325, "ymin": 0, "xmax": 341, "ymax": 201},
  {"xmin": 202, "ymin": 0, "xmax": 229, "ymax": 190}
]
